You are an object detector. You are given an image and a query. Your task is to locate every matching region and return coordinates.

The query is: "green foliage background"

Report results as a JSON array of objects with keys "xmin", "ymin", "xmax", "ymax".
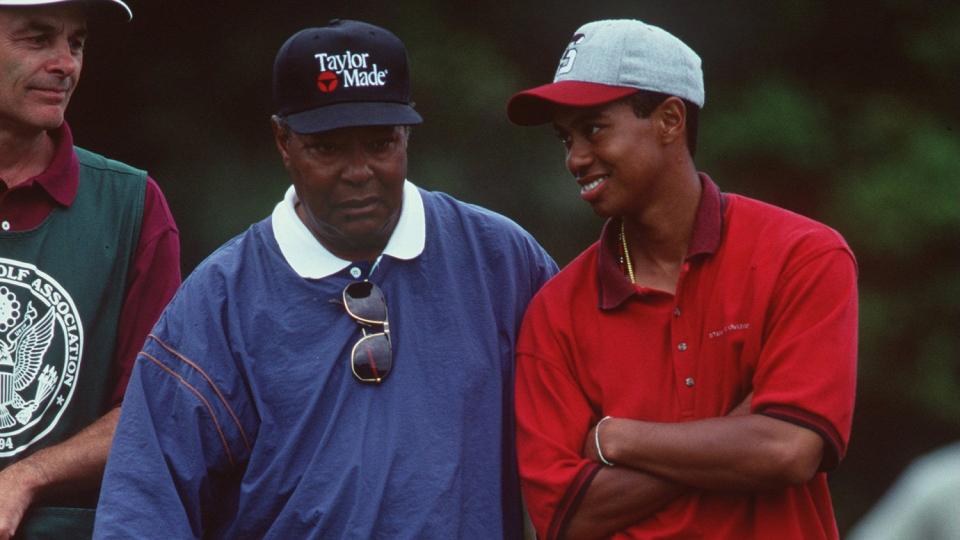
[{"xmin": 68, "ymin": 0, "xmax": 959, "ymax": 533}]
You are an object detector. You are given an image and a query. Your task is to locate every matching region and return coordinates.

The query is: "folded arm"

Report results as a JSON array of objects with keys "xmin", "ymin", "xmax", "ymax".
[{"xmin": 586, "ymin": 412, "xmax": 824, "ymax": 492}]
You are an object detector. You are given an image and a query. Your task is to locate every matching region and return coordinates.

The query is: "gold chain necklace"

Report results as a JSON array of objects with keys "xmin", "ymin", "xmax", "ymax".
[{"xmin": 619, "ymin": 220, "xmax": 636, "ymax": 284}]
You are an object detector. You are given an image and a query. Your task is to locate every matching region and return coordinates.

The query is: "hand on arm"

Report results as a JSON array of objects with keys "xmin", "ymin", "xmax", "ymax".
[{"xmin": 0, "ymin": 407, "xmax": 119, "ymax": 539}]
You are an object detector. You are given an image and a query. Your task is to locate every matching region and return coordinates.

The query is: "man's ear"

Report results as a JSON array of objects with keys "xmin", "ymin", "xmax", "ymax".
[
  {"xmin": 656, "ymin": 97, "xmax": 687, "ymax": 147},
  {"xmin": 271, "ymin": 115, "xmax": 292, "ymax": 165}
]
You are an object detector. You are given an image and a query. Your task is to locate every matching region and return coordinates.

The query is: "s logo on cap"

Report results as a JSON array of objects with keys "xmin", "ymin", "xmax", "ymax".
[{"xmin": 556, "ymin": 33, "xmax": 586, "ymax": 76}]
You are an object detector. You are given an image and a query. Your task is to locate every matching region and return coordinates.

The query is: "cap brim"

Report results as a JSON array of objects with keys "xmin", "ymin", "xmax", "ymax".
[
  {"xmin": 283, "ymin": 102, "xmax": 423, "ymax": 135},
  {"xmin": 88, "ymin": 0, "xmax": 132, "ymax": 22},
  {"xmin": 506, "ymin": 81, "xmax": 639, "ymax": 126},
  {"xmin": 0, "ymin": 0, "xmax": 133, "ymax": 22}
]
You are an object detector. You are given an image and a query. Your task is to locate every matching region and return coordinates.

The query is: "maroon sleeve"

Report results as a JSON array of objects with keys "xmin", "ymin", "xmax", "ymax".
[{"xmin": 108, "ymin": 177, "xmax": 181, "ymax": 406}]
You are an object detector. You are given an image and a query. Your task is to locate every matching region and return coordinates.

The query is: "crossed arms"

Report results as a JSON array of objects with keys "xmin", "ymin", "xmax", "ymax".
[{"xmin": 564, "ymin": 400, "xmax": 824, "ymax": 539}]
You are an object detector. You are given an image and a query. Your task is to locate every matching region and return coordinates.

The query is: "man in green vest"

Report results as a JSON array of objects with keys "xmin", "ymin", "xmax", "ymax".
[{"xmin": 0, "ymin": 1, "xmax": 180, "ymax": 537}]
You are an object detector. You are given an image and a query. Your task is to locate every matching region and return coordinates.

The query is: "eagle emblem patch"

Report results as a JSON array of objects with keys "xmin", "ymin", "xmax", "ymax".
[{"xmin": 0, "ymin": 258, "xmax": 83, "ymax": 457}]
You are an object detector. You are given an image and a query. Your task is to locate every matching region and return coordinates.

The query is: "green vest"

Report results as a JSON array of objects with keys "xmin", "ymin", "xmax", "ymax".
[{"xmin": 0, "ymin": 147, "xmax": 146, "ymax": 537}]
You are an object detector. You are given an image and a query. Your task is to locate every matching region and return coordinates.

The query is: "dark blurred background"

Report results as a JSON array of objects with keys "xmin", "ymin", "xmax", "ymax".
[{"xmin": 69, "ymin": 0, "xmax": 960, "ymax": 534}]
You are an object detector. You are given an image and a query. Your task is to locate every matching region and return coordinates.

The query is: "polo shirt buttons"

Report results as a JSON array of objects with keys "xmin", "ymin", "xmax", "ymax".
[
  {"xmin": 673, "ymin": 307, "xmax": 681, "ymax": 317},
  {"xmin": 685, "ymin": 377, "xmax": 695, "ymax": 387},
  {"xmin": 1, "ymin": 220, "xmax": 9, "ymax": 231},
  {"xmin": 349, "ymin": 267, "xmax": 362, "ymax": 279},
  {"xmin": 677, "ymin": 342, "xmax": 688, "ymax": 352}
]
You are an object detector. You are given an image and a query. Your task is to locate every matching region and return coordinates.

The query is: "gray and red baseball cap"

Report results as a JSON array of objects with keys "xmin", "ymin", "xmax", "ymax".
[
  {"xmin": 507, "ymin": 19, "xmax": 704, "ymax": 125},
  {"xmin": 273, "ymin": 19, "xmax": 423, "ymax": 134},
  {"xmin": 0, "ymin": 0, "xmax": 132, "ymax": 21}
]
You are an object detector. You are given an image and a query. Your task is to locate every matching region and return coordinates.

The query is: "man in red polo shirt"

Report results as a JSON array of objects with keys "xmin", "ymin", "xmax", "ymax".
[
  {"xmin": 0, "ymin": 0, "xmax": 179, "ymax": 537},
  {"xmin": 507, "ymin": 19, "xmax": 857, "ymax": 539}
]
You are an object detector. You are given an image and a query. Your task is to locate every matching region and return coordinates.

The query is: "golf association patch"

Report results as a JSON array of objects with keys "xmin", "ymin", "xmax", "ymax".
[{"xmin": 0, "ymin": 257, "xmax": 83, "ymax": 457}]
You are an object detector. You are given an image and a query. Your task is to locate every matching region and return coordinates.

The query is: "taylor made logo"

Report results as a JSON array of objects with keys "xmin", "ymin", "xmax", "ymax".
[
  {"xmin": 556, "ymin": 33, "xmax": 586, "ymax": 77},
  {"xmin": 0, "ymin": 258, "xmax": 83, "ymax": 457},
  {"xmin": 314, "ymin": 50, "xmax": 389, "ymax": 93}
]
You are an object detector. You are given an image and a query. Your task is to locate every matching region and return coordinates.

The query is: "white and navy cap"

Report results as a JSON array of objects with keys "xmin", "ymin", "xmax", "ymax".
[
  {"xmin": 273, "ymin": 19, "xmax": 423, "ymax": 134},
  {"xmin": 507, "ymin": 19, "xmax": 703, "ymax": 125},
  {"xmin": 0, "ymin": 0, "xmax": 132, "ymax": 22}
]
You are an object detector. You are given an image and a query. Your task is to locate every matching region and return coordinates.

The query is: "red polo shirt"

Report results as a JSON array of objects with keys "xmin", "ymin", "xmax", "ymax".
[
  {"xmin": 516, "ymin": 174, "xmax": 857, "ymax": 539},
  {"xmin": 0, "ymin": 123, "xmax": 181, "ymax": 406}
]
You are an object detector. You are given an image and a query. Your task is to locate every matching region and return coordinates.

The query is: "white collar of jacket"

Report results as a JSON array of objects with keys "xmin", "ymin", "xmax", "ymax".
[{"xmin": 272, "ymin": 180, "xmax": 426, "ymax": 279}]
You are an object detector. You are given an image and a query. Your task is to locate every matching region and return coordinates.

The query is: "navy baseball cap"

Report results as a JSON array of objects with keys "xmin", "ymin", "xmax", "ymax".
[
  {"xmin": 273, "ymin": 19, "xmax": 423, "ymax": 134},
  {"xmin": 0, "ymin": 0, "xmax": 132, "ymax": 22}
]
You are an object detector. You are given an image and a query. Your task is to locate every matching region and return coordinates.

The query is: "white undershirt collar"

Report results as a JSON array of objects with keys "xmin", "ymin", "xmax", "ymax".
[{"xmin": 272, "ymin": 180, "xmax": 425, "ymax": 279}]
